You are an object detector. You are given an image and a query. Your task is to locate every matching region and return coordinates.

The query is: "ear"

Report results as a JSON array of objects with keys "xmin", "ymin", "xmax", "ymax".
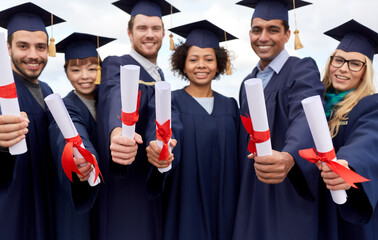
[
  {"xmin": 284, "ymin": 29, "xmax": 291, "ymax": 44},
  {"xmin": 7, "ymin": 42, "xmax": 11, "ymax": 56}
]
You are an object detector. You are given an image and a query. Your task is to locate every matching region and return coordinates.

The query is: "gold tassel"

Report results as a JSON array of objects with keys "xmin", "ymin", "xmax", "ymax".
[
  {"xmin": 48, "ymin": 14, "xmax": 56, "ymax": 57},
  {"xmin": 294, "ymin": 29, "xmax": 303, "ymax": 50},
  {"xmin": 292, "ymin": 0, "xmax": 303, "ymax": 50},
  {"xmin": 95, "ymin": 65, "xmax": 101, "ymax": 85},
  {"xmin": 95, "ymin": 36, "xmax": 101, "ymax": 85},
  {"xmin": 48, "ymin": 37, "xmax": 56, "ymax": 57},
  {"xmin": 169, "ymin": 34, "xmax": 175, "ymax": 50}
]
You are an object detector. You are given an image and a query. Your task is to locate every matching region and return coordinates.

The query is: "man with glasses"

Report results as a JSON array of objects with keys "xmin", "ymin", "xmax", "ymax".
[{"xmin": 234, "ymin": 0, "xmax": 326, "ymax": 239}]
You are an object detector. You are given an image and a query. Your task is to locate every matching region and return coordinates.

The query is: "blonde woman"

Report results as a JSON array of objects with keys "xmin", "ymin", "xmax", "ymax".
[{"xmin": 319, "ymin": 19, "xmax": 378, "ymax": 240}]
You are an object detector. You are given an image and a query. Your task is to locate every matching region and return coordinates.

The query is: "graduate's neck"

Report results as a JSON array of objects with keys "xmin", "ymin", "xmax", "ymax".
[{"xmin": 185, "ymin": 84, "xmax": 213, "ymax": 98}]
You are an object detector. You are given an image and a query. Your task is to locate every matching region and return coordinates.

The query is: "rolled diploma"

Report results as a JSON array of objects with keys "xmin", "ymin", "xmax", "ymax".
[
  {"xmin": 0, "ymin": 32, "xmax": 27, "ymax": 155},
  {"xmin": 155, "ymin": 81, "xmax": 172, "ymax": 173},
  {"xmin": 244, "ymin": 78, "xmax": 272, "ymax": 156},
  {"xmin": 44, "ymin": 93, "xmax": 100, "ymax": 186},
  {"xmin": 301, "ymin": 95, "xmax": 347, "ymax": 204},
  {"xmin": 120, "ymin": 65, "xmax": 140, "ymax": 139}
]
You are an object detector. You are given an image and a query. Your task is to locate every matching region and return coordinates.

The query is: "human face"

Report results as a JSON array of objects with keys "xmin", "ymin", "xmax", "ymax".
[
  {"xmin": 66, "ymin": 61, "xmax": 97, "ymax": 99},
  {"xmin": 249, "ymin": 18, "xmax": 290, "ymax": 69},
  {"xmin": 128, "ymin": 14, "xmax": 164, "ymax": 64},
  {"xmin": 184, "ymin": 46, "xmax": 218, "ymax": 89},
  {"xmin": 330, "ymin": 50, "xmax": 366, "ymax": 93},
  {"xmin": 8, "ymin": 30, "xmax": 48, "ymax": 83}
]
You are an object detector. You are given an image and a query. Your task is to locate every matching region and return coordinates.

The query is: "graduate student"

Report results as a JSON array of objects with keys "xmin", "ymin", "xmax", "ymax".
[
  {"xmin": 146, "ymin": 20, "xmax": 241, "ymax": 240},
  {"xmin": 233, "ymin": 0, "xmax": 325, "ymax": 239},
  {"xmin": 48, "ymin": 32, "xmax": 114, "ymax": 240},
  {"xmin": 317, "ymin": 19, "xmax": 378, "ymax": 240},
  {"xmin": 94, "ymin": 1, "xmax": 180, "ymax": 239},
  {"xmin": 0, "ymin": 2, "xmax": 64, "ymax": 239}
]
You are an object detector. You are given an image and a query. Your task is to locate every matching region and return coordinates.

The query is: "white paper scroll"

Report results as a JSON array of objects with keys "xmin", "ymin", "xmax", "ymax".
[
  {"xmin": 301, "ymin": 95, "xmax": 347, "ymax": 204},
  {"xmin": 0, "ymin": 32, "xmax": 27, "ymax": 155},
  {"xmin": 244, "ymin": 78, "xmax": 272, "ymax": 156},
  {"xmin": 120, "ymin": 65, "xmax": 140, "ymax": 139},
  {"xmin": 155, "ymin": 81, "xmax": 172, "ymax": 173},
  {"xmin": 45, "ymin": 93, "xmax": 100, "ymax": 186}
]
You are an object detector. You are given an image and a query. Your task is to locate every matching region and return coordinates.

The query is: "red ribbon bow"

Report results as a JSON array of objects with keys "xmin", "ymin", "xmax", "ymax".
[
  {"xmin": 62, "ymin": 134, "xmax": 102, "ymax": 184},
  {"xmin": 299, "ymin": 148, "xmax": 370, "ymax": 188},
  {"xmin": 240, "ymin": 113, "xmax": 271, "ymax": 154},
  {"xmin": 0, "ymin": 82, "xmax": 17, "ymax": 99},
  {"xmin": 155, "ymin": 119, "xmax": 172, "ymax": 167},
  {"xmin": 119, "ymin": 90, "xmax": 141, "ymax": 126}
]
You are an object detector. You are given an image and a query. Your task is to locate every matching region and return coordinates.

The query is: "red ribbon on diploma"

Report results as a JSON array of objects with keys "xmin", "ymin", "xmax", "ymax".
[
  {"xmin": 0, "ymin": 82, "xmax": 17, "ymax": 99},
  {"xmin": 155, "ymin": 119, "xmax": 171, "ymax": 167},
  {"xmin": 62, "ymin": 134, "xmax": 102, "ymax": 183},
  {"xmin": 240, "ymin": 113, "xmax": 271, "ymax": 154},
  {"xmin": 119, "ymin": 90, "xmax": 141, "ymax": 126},
  {"xmin": 299, "ymin": 148, "xmax": 370, "ymax": 188}
]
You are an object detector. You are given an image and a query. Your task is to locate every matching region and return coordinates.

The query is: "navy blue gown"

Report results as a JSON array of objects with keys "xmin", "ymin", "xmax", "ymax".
[
  {"xmin": 0, "ymin": 72, "xmax": 55, "ymax": 240},
  {"xmin": 319, "ymin": 94, "xmax": 378, "ymax": 240},
  {"xmin": 48, "ymin": 90, "xmax": 99, "ymax": 240},
  {"xmin": 155, "ymin": 89, "xmax": 242, "ymax": 240},
  {"xmin": 234, "ymin": 57, "xmax": 325, "ymax": 240},
  {"xmin": 94, "ymin": 55, "xmax": 162, "ymax": 240}
]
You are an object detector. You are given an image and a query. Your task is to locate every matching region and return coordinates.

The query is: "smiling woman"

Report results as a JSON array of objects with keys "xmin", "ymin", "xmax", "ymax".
[{"xmin": 48, "ymin": 32, "xmax": 115, "ymax": 240}]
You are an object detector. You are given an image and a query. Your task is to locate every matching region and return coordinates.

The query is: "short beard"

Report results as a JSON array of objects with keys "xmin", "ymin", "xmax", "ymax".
[{"xmin": 11, "ymin": 56, "xmax": 46, "ymax": 82}]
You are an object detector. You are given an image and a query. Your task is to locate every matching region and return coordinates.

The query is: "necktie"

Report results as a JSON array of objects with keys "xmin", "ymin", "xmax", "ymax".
[{"xmin": 157, "ymin": 67, "xmax": 165, "ymax": 81}]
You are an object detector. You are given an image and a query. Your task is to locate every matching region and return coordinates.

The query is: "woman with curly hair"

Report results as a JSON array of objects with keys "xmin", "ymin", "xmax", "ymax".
[{"xmin": 146, "ymin": 20, "xmax": 241, "ymax": 240}]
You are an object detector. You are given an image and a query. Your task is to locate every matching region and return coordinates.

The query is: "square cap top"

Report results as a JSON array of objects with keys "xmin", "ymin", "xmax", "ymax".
[
  {"xmin": 169, "ymin": 20, "xmax": 237, "ymax": 49},
  {"xmin": 112, "ymin": 0, "xmax": 179, "ymax": 18},
  {"xmin": 324, "ymin": 19, "xmax": 378, "ymax": 61},
  {"xmin": 0, "ymin": 2, "xmax": 65, "ymax": 36},
  {"xmin": 56, "ymin": 32, "xmax": 116, "ymax": 61},
  {"xmin": 236, "ymin": 0, "xmax": 311, "ymax": 21}
]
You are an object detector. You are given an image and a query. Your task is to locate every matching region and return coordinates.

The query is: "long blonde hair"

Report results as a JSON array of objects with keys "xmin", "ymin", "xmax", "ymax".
[{"xmin": 322, "ymin": 51, "xmax": 375, "ymax": 137}]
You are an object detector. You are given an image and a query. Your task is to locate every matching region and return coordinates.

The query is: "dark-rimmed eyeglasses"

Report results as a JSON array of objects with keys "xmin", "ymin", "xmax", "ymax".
[{"xmin": 330, "ymin": 56, "xmax": 366, "ymax": 72}]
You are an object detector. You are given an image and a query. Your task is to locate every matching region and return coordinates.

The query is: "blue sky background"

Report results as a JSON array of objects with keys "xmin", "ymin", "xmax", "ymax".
[{"xmin": 1, "ymin": 0, "xmax": 377, "ymax": 104}]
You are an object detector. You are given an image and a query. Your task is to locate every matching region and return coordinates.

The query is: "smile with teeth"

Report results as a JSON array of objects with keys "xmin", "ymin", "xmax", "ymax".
[
  {"xmin": 144, "ymin": 42, "xmax": 155, "ymax": 47},
  {"xmin": 258, "ymin": 45, "xmax": 271, "ymax": 50},
  {"xmin": 335, "ymin": 75, "xmax": 349, "ymax": 80},
  {"xmin": 79, "ymin": 83, "xmax": 93, "ymax": 88},
  {"xmin": 26, "ymin": 62, "xmax": 40, "ymax": 69}
]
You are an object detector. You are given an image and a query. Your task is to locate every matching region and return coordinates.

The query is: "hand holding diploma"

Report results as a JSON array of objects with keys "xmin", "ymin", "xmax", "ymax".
[
  {"xmin": 120, "ymin": 65, "xmax": 140, "ymax": 139},
  {"xmin": 241, "ymin": 78, "xmax": 272, "ymax": 156},
  {"xmin": 0, "ymin": 32, "xmax": 27, "ymax": 155},
  {"xmin": 299, "ymin": 95, "xmax": 370, "ymax": 204},
  {"xmin": 45, "ymin": 93, "xmax": 102, "ymax": 186},
  {"xmin": 155, "ymin": 81, "xmax": 172, "ymax": 173}
]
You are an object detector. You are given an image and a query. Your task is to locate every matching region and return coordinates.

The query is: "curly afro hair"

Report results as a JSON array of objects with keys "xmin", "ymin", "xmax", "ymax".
[{"xmin": 170, "ymin": 43, "xmax": 229, "ymax": 81}]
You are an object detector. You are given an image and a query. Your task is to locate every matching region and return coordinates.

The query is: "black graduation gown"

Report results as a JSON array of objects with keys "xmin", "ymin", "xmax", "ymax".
[
  {"xmin": 159, "ymin": 89, "xmax": 241, "ymax": 240},
  {"xmin": 48, "ymin": 90, "xmax": 99, "ymax": 240},
  {"xmin": 319, "ymin": 94, "xmax": 378, "ymax": 240},
  {"xmin": 234, "ymin": 57, "xmax": 325, "ymax": 240},
  {"xmin": 0, "ymin": 73, "xmax": 55, "ymax": 240},
  {"xmin": 94, "ymin": 55, "xmax": 162, "ymax": 240}
]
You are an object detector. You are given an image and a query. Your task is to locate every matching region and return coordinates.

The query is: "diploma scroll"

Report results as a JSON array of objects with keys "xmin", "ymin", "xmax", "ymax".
[
  {"xmin": 155, "ymin": 81, "xmax": 172, "ymax": 173},
  {"xmin": 244, "ymin": 78, "xmax": 272, "ymax": 156},
  {"xmin": 120, "ymin": 65, "xmax": 140, "ymax": 139},
  {"xmin": 0, "ymin": 32, "xmax": 27, "ymax": 155},
  {"xmin": 45, "ymin": 93, "xmax": 100, "ymax": 186},
  {"xmin": 301, "ymin": 95, "xmax": 347, "ymax": 204}
]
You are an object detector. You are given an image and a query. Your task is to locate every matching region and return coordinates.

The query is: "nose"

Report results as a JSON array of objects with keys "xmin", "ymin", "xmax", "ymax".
[
  {"xmin": 81, "ymin": 69, "xmax": 89, "ymax": 79},
  {"xmin": 27, "ymin": 47, "xmax": 39, "ymax": 59},
  {"xmin": 259, "ymin": 29, "xmax": 269, "ymax": 42},
  {"xmin": 339, "ymin": 61, "xmax": 349, "ymax": 72}
]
